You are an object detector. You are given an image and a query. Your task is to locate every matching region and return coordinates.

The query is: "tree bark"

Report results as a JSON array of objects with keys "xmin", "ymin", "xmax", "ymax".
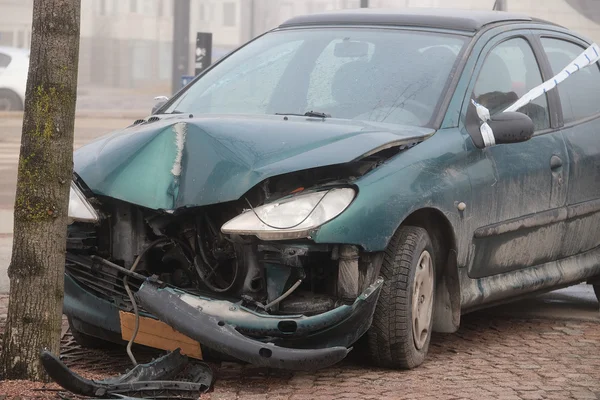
[{"xmin": 0, "ymin": 0, "xmax": 80, "ymax": 381}]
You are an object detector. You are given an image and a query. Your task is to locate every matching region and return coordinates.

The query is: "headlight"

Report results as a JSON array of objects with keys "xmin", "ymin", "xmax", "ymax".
[
  {"xmin": 221, "ymin": 188, "xmax": 355, "ymax": 240},
  {"xmin": 68, "ymin": 181, "xmax": 99, "ymax": 224}
]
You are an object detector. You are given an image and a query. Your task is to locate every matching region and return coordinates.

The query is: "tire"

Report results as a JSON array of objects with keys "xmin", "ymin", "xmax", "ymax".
[
  {"xmin": 68, "ymin": 316, "xmax": 120, "ymax": 349},
  {"xmin": 367, "ymin": 225, "xmax": 436, "ymax": 369},
  {"xmin": 0, "ymin": 89, "xmax": 23, "ymax": 111},
  {"xmin": 593, "ymin": 285, "xmax": 600, "ymax": 303}
]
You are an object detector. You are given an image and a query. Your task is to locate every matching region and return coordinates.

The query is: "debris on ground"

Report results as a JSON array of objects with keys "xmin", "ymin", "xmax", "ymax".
[
  {"xmin": 41, "ymin": 348, "xmax": 212, "ymax": 399},
  {"xmin": 1, "ymin": 312, "xmax": 599, "ymax": 399},
  {"xmin": 1, "ymin": 324, "xmax": 214, "ymax": 400}
]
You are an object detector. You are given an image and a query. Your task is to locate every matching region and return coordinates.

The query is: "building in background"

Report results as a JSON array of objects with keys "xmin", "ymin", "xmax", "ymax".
[
  {"xmin": 80, "ymin": 0, "xmax": 243, "ymax": 89},
  {"xmin": 2, "ymin": 0, "xmax": 600, "ymax": 89},
  {"xmin": 0, "ymin": 0, "xmax": 33, "ymax": 49}
]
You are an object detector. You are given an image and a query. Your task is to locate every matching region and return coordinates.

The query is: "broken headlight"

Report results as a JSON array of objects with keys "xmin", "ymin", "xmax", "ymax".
[
  {"xmin": 68, "ymin": 181, "xmax": 99, "ymax": 224},
  {"xmin": 221, "ymin": 188, "xmax": 355, "ymax": 240}
]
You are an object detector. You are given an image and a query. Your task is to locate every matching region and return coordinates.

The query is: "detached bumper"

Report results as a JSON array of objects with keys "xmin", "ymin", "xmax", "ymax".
[{"xmin": 136, "ymin": 278, "xmax": 383, "ymax": 371}]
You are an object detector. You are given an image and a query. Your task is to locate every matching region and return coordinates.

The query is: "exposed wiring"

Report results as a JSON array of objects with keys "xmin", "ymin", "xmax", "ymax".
[
  {"xmin": 123, "ymin": 238, "xmax": 172, "ymax": 366},
  {"xmin": 194, "ymin": 216, "xmax": 239, "ymax": 293},
  {"xmin": 243, "ymin": 189, "xmax": 333, "ymax": 230},
  {"xmin": 193, "ymin": 249, "xmax": 238, "ymax": 293},
  {"xmin": 264, "ymin": 279, "xmax": 303, "ymax": 311}
]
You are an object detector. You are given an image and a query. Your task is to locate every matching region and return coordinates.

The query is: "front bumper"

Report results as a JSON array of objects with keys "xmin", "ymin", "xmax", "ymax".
[
  {"xmin": 135, "ymin": 278, "xmax": 382, "ymax": 371},
  {"xmin": 63, "ymin": 255, "xmax": 383, "ymax": 370}
]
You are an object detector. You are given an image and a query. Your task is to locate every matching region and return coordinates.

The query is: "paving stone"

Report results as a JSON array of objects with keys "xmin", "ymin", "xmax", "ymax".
[
  {"xmin": 203, "ymin": 314, "xmax": 600, "ymax": 399},
  {"xmin": 1, "ymin": 300, "xmax": 599, "ymax": 399}
]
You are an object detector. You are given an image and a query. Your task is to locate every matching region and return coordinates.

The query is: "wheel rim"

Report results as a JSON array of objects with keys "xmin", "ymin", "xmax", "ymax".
[
  {"xmin": 0, "ymin": 97, "xmax": 11, "ymax": 111},
  {"xmin": 412, "ymin": 250, "xmax": 434, "ymax": 350}
]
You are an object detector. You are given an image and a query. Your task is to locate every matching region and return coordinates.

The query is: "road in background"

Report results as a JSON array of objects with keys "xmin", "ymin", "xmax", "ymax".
[
  {"xmin": 0, "ymin": 114, "xmax": 135, "ymax": 293},
  {"xmin": 0, "ymin": 115, "xmax": 134, "ymax": 208}
]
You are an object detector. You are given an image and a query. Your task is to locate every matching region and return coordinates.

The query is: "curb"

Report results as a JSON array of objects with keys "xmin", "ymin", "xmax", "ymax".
[{"xmin": 0, "ymin": 110, "xmax": 148, "ymax": 120}]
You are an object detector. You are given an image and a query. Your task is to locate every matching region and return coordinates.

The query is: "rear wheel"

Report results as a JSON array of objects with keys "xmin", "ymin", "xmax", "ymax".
[
  {"xmin": 367, "ymin": 225, "xmax": 436, "ymax": 369},
  {"xmin": 0, "ymin": 90, "xmax": 23, "ymax": 111}
]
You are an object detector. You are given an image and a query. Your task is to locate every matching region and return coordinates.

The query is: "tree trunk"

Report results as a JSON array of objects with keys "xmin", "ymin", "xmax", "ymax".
[{"xmin": 0, "ymin": 0, "xmax": 80, "ymax": 381}]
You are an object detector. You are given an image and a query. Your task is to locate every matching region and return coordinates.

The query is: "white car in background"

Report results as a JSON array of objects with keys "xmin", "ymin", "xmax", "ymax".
[{"xmin": 0, "ymin": 46, "xmax": 29, "ymax": 111}]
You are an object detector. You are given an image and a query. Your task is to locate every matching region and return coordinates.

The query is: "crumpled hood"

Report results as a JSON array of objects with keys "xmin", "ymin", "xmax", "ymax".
[{"xmin": 74, "ymin": 114, "xmax": 433, "ymax": 210}]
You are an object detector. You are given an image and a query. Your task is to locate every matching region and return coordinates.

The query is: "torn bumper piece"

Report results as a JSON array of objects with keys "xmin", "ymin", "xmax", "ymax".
[
  {"xmin": 40, "ymin": 348, "xmax": 213, "ymax": 398},
  {"xmin": 136, "ymin": 278, "xmax": 384, "ymax": 371}
]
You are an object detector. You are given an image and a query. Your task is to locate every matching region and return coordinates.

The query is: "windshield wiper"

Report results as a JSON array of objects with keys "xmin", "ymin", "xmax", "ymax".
[{"xmin": 276, "ymin": 111, "xmax": 331, "ymax": 118}]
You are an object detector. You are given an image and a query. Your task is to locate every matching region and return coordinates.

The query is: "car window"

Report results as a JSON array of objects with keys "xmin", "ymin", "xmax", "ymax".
[
  {"xmin": 198, "ymin": 40, "xmax": 303, "ymax": 115},
  {"xmin": 473, "ymin": 38, "xmax": 550, "ymax": 131},
  {"xmin": 165, "ymin": 29, "xmax": 467, "ymax": 127},
  {"xmin": 540, "ymin": 37, "xmax": 600, "ymax": 123},
  {"xmin": 0, "ymin": 53, "xmax": 11, "ymax": 69},
  {"xmin": 306, "ymin": 39, "xmax": 375, "ymax": 110}
]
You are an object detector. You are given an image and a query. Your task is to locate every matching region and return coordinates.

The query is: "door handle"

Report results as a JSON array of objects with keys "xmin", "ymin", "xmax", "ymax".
[{"xmin": 550, "ymin": 155, "xmax": 562, "ymax": 170}]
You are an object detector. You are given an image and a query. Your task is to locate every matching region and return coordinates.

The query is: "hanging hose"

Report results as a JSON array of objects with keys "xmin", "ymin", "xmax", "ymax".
[
  {"xmin": 264, "ymin": 279, "xmax": 303, "ymax": 311},
  {"xmin": 123, "ymin": 238, "xmax": 172, "ymax": 366}
]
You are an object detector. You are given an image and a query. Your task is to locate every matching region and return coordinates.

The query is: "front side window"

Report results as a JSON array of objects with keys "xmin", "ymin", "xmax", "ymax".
[
  {"xmin": 541, "ymin": 37, "xmax": 600, "ymax": 123},
  {"xmin": 165, "ymin": 29, "xmax": 467, "ymax": 127},
  {"xmin": 473, "ymin": 38, "xmax": 550, "ymax": 131}
]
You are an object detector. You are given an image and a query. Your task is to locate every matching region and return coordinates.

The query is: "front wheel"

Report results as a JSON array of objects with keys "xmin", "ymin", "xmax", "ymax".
[
  {"xmin": 367, "ymin": 225, "xmax": 436, "ymax": 369},
  {"xmin": 0, "ymin": 90, "xmax": 23, "ymax": 111}
]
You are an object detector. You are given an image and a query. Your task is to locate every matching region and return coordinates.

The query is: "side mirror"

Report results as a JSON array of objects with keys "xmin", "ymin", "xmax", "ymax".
[
  {"xmin": 485, "ymin": 111, "xmax": 534, "ymax": 146},
  {"xmin": 152, "ymin": 96, "xmax": 169, "ymax": 115}
]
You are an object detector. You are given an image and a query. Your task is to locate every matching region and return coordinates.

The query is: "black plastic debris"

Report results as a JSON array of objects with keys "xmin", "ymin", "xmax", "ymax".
[{"xmin": 40, "ymin": 348, "xmax": 213, "ymax": 399}]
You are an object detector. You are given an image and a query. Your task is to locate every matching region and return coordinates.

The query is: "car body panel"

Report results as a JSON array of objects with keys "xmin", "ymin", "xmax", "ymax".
[
  {"xmin": 74, "ymin": 114, "xmax": 433, "ymax": 210},
  {"xmin": 63, "ymin": 14, "xmax": 600, "ymax": 371},
  {"xmin": 316, "ymin": 22, "xmax": 600, "ymax": 304},
  {"xmin": 457, "ymin": 29, "xmax": 571, "ymax": 279},
  {"xmin": 460, "ymin": 243, "xmax": 600, "ymax": 311},
  {"xmin": 533, "ymin": 30, "xmax": 600, "ymax": 261},
  {"xmin": 135, "ymin": 278, "xmax": 382, "ymax": 370},
  {"xmin": 0, "ymin": 46, "xmax": 28, "ymax": 104},
  {"xmin": 313, "ymin": 125, "xmax": 471, "ymax": 252}
]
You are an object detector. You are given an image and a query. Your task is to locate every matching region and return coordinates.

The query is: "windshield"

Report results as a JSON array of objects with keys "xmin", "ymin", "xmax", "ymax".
[{"xmin": 165, "ymin": 28, "xmax": 467, "ymax": 127}]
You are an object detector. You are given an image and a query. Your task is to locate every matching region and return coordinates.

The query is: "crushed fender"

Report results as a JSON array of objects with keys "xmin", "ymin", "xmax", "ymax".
[{"xmin": 40, "ymin": 348, "xmax": 213, "ymax": 399}]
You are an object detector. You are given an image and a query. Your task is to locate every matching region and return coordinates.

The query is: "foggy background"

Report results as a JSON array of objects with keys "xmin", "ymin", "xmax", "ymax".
[{"xmin": 2, "ymin": 0, "xmax": 600, "ymax": 114}]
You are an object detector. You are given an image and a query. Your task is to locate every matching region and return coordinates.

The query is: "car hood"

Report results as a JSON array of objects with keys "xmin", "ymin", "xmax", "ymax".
[{"xmin": 74, "ymin": 114, "xmax": 434, "ymax": 210}]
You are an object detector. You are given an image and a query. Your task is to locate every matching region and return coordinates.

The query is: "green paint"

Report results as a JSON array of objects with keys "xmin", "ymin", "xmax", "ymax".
[{"xmin": 74, "ymin": 115, "xmax": 433, "ymax": 211}]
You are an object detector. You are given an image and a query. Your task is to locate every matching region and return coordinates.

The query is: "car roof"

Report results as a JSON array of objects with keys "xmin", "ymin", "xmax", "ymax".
[
  {"xmin": 279, "ymin": 8, "xmax": 556, "ymax": 33},
  {"xmin": 0, "ymin": 46, "xmax": 29, "ymax": 57}
]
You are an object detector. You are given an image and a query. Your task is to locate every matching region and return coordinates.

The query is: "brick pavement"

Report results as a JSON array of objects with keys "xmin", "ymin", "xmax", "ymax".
[
  {"xmin": 0, "ymin": 297, "xmax": 599, "ymax": 399},
  {"xmin": 203, "ymin": 313, "xmax": 600, "ymax": 400}
]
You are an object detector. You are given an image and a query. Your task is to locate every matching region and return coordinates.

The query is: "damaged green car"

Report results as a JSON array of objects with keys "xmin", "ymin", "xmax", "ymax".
[{"xmin": 64, "ymin": 8, "xmax": 600, "ymax": 370}]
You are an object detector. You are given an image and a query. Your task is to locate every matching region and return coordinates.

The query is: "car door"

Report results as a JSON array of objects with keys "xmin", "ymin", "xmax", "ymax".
[
  {"xmin": 462, "ymin": 32, "xmax": 569, "ymax": 280},
  {"xmin": 0, "ymin": 52, "xmax": 10, "ymax": 73},
  {"xmin": 538, "ymin": 33, "xmax": 600, "ymax": 258}
]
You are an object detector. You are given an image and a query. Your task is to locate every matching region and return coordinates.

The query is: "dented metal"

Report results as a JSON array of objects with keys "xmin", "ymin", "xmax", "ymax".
[
  {"xmin": 40, "ymin": 348, "xmax": 212, "ymax": 398},
  {"xmin": 146, "ymin": 278, "xmax": 381, "ymax": 337},
  {"xmin": 62, "ymin": 15, "xmax": 600, "ymax": 374},
  {"xmin": 73, "ymin": 114, "xmax": 432, "ymax": 211},
  {"xmin": 135, "ymin": 279, "xmax": 384, "ymax": 370}
]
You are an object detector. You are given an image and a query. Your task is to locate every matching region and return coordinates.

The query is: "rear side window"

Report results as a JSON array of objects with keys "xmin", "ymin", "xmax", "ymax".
[
  {"xmin": 0, "ymin": 53, "xmax": 11, "ymax": 68},
  {"xmin": 541, "ymin": 38, "xmax": 600, "ymax": 123}
]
